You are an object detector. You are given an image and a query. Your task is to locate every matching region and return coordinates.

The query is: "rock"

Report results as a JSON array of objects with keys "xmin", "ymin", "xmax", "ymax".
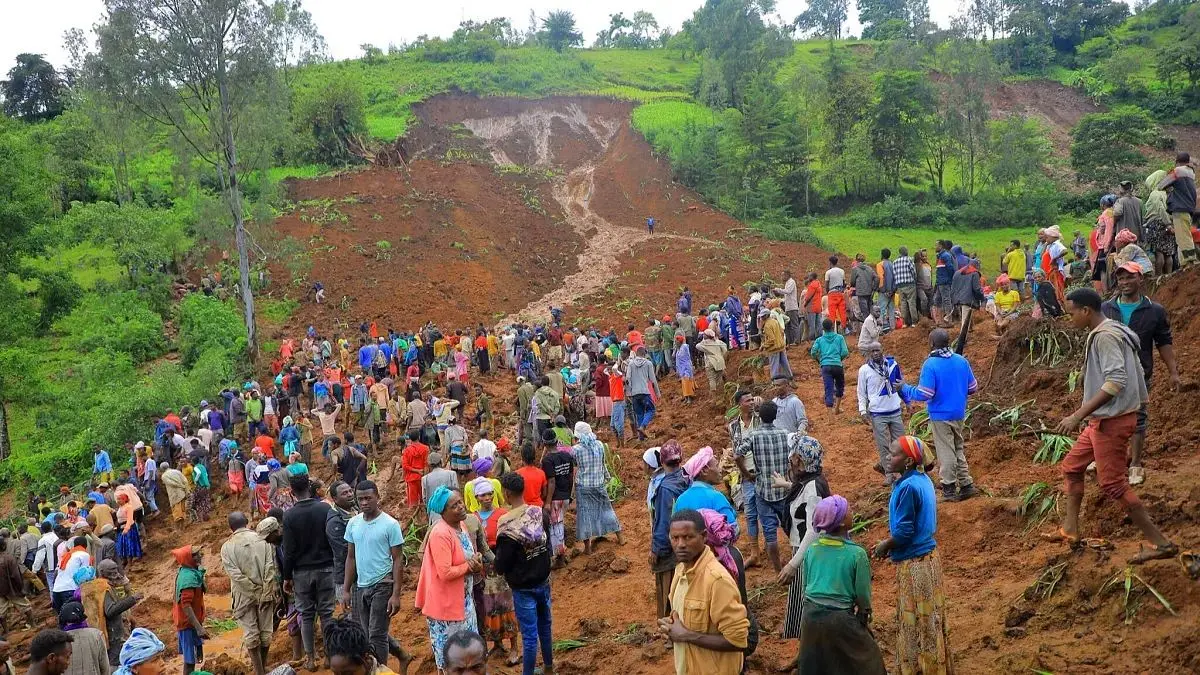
[
  {"xmin": 1004, "ymin": 606, "xmax": 1034, "ymax": 628},
  {"xmin": 1004, "ymin": 626, "xmax": 1027, "ymax": 638},
  {"xmin": 609, "ymin": 557, "xmax": 631, "ymax": 574}
]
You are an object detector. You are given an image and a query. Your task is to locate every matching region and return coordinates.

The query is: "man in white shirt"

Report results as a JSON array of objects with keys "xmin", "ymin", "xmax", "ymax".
[
  {"xmin": 51, "ymin": 536, "xmax": 91, "ymax": 610},
  {"xmin": 773, "ymin": 271, "xmax": 801, "ymax": 345},
  {"xmin": 857, "ymin": 346, "xmax": 910, "ymax": 484},
  {"xmin": 472, "ymin": 430, "xmax": 497, "ymax": 462},
  {"xmin": 196, "ymin": 422, "xmax": 214, "ymax": 453},
  {"xmin": 32, "ymin": 524, "xmax": 62, "ymax": 588}
]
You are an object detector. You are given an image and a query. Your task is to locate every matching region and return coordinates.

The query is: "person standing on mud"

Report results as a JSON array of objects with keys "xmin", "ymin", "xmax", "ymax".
[
  {"xmin": 902, "ymin": 329, "xmax": 980, "ymax": 503},
  {"xmin": 1101, "ymin": 262, "xmax": 1181, "ymax": 486},
  {"xmin": 646, "ymin": 216, "xmax": 656, "ymax": 234},
  {"xmin": 774, "ymin": 271, "xmax": 801, "ymax": 345},
  {"xmin": 649, "ymin": 441, "xmax": 688, "ymax": 619},
  {"xmin": 760, "ymin": 306, "xmax": 792, "ymax": 381},
  {"xmin": 735, "ymin": 402, "xmax": 791, "ymax": 572},
  {"xmin": 626, "ymin": 346, "xmax": 661, "ymax": 442},
  {"xmin": 1046, "ymin": 288, "xmax": 1179, "ymax": 564},
  {"xmin": 858, "ymin": 346, "xmax": 910, "ymax": 486},
  {"xmin": 281, "ymin": 474, "xmax": 336, "ymax": 671},
  {"xmin": 220, "ymin": 511, "xmax": 277, "ymax": 675}
]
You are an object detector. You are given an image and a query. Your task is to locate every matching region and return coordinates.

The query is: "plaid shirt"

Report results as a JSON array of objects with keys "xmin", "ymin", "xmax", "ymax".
[
  {"xmin": 893, "ymin": 255, "xmax": 917, "ymax": 286},
  {"xmin": 735, "ymin": 422, "xmax": 791, "ymax": 502},
  {"xmin": 575, "ymin": 439, "xmax": 609, "ymax": 489}
]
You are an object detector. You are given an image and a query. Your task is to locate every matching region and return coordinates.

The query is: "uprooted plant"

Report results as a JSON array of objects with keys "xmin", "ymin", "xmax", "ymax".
[
  {"xmin": 1097, "ymin": 565, "xmax": 1177, "ymax": 625},
  {"xmin": 1026, "ymin": 325, "xmax": 1086, "ymax": 368},
  {"xmin": 1018, "ymin": 482, "xmax": 1060, "ymax": 532},
  {"xmin": 1024, "ymin": 559, "xmax": 1069, "ymax": 601}
]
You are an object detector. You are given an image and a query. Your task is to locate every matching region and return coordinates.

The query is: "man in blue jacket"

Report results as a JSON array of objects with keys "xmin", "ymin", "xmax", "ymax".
[
  {"xmin": 903, "ymin": 329, "xmax": 980, "ymax": 502},
  {"xmin": 649, "ymin": 440, "xmax": 689, "ymax": 620}
]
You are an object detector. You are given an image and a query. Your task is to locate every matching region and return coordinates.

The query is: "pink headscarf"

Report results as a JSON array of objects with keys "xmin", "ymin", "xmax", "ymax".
[
  {"xmin": 812, "ymin": 495, "xmax": 849, "ymax": 534},
  {"xmin": 683, "ymin": 446, "xmax": 714, "ymax": 481},
  {"xmin": 698, "ymin": 508, "xmax": 738, "ymax": 580},
  {"xmin": 1115, "ymin": 229, "xmax": 1138, "ymax": 246}
]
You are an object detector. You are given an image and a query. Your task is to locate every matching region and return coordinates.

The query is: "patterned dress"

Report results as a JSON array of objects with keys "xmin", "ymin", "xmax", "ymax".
[{"xmin": 425, "ymin": 529, "xmax": 478, "ymax": 669}]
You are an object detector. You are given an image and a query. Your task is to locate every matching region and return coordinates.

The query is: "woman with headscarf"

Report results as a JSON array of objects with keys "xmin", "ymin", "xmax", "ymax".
[
  {"xmin": 674, "ymin": 446, "xmax": 737, "ymax": 528},
  {"xmin": 415, "ymin": 487, "xmax": 482, "ymax": 672},
  {"xmin": 444, "ymin": 417, "xmax": 471, "ymax": 477},
  {"xmin": 1143, "ymin": 169, "xmax": 1177, "ymax": 275},
  {"xmin": 266, "ymin": 458, "xmax": 295, "ymax": 512},
  {"xmin": 226, "ymin": 443, "xmax": 246, "ymax": 497},
  {"xmin": 642, "ymin": 447, "xmax": 665, "ymax": 527},
  {"xmin": 97, "ymin": 559, "xmax": 138, "ymax": 666},
  {"xmin": 189, "ymin": 460, "xmax": 211, "ymax": 523},
  {"xmin": 1092, "ymin": 194, "xmax": 1117, "ymax": 292},
  {"xmin": 873, "ymin": 435, "xmax": 953, "ymax": 675},
  {"xmin": 1110, "ymin": 228, "xmax": 1155, "ymax": 277},
  {"xmin": 776, "ymin": 434, "xmax": 832, "ymax": 642},
  {"xmin": 572, "ymin": 422, "xmax": 624, "ymax": 555},
  {"xmin": 463, "ymin": 458, "xmax": 504, "ymax": 513},
  {"xmin": 674, "ymin": 334, "xmax": 696, "ymax": 404},
  {"xmin": 115, "ymin": 627, "xmax": 165, "ymax": 675},
  {"xmin": 795, "ymin": 495, "xmax": 885, "ymax": 674},
  {"xmin": 160, "ymin": 461, "xmax": 190, "ymax": 524},
  {"xmin": 114, "ymin": 493, "xmax": 142, "ymax": 566},
  {"xmin": 252, "ymin": 462, "xmax": 272, "ymax": 516},
  {"xmin": 471, "ymin": 479, "xmax": 520, "ymax": 666},
  {"xmin": 697, "ymin": 508, "xmax": 759, "ymax": 672},
  {"xmin": 279, "ymin": 416, "xmax": 301, "ymax": 460},
  {"xmin": 1040, "ymin": 225, "xmax": 1070, "ymax": 306},
  {"xmin": 172, "ymin": 545, "xmax": 207, "ymax": 673},
  {"xmin": 58, "ymin": 601, "xmax": 111, "ymax": 675}
]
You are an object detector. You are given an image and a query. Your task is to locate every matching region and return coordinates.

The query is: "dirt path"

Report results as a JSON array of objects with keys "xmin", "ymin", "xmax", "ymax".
[{"xmin": 458, "ymin": 107, "xmax": 714, "ymax": 327}]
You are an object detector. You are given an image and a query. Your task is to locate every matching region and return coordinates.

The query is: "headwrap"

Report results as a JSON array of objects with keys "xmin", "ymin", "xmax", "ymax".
[
  {"xmin": 788, "ymin": 433, "xmax": 824, "ymax": 474},
  {"xmin": 256, "ymin": 517, "xmax": 281, "ymax": 538},
  {"xmin": 173, "ymin": 546, "xmax": 206, "ymax": 603},
  {"xmin": 283, "ymin": 416, "xmax": 294, "ymax": 427},
  {"xmin": 115, "ymin": 628, "xmax": 166, "ymax": 675},
  {"xmin": 698, "ymin": 508, "xmax": 738, "ymax": 580},
  {"xmin": 470, "ymin": 477, "xmax": 494, "ymax": 497},
  {"xmin": 427, "ymin": 485, "xmax": 452, "ymax": 514},
  {"xmin": 72, "ymin": 565, "xmax": 97, "ymax": 586},
  {"xmin": 573, "ymin": 421, "xmax": 595, "ymax": 442},
  {"xmin": 996, "ymin": 274, "xmax": 1010, "ymax": 285},
  {"xmin": 58, "ymin": 601, "xmax": 87, "ymax": 629},
  {"xmin": 659, "ymin": 439, "xmax": 683, "ymax": 465},
  {"xmin": 898, "ymin": 435, "xmax": 928, "ymax": 468},
  {"xmin": 812, "ymin": 495, "xmax": 849, "ymax": 534},
  {"xmin": 683, "ymin": 446, "xmax": 714, "ymax": 481},
  {"xmin": 266, "ymin": 458, "xmax": 282, "ymax": 471},
  {"xmin": 1115, "ymin": 228, "xmax": 1138, "ymax": 246},
  {"xmin": 472, "ymin": 457, "xmax": 494, "ymax": 477},
  {"xmin": 286, "ymin": 463, "xmax": 309, "ymax": 476},
  {"xmin": 1100, "ymin": 194, "xmax": 1117, "ymax": 207},
  {"xmin": 1044, "ymin": 225, "xmax": 1062, "ymax": 240},
  {"xmin": 675, "ymin": 334, "xmax": 685, "ymax": 342},
  {"xmin": 642, "ymin": 447, "xmax": 661, "ymax": 470}
]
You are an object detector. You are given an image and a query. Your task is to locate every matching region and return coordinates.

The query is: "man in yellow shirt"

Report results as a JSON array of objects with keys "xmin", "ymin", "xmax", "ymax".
[
  {"xmin": 1002, "ymin": 239, "xmax": 1027, "ymax": 298},
  {"xmin": 991, "ymin": 274, "xmax": 1022, "ymax": 334},
  {"xmin": 659, "ymin": 510, "xmax": 749, "ymax": 674}
]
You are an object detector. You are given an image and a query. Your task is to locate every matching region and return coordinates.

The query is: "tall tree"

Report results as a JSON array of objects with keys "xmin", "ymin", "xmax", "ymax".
[
  {"xmin": 630, "ymin": 11, "xmax": 661, "ymax": 47},
  {"xmin": 90, "ymin": 0, "xmax": 320, "ymax": 361},
  {"xmin": 1, "ymin": 54, "xmax": 65, "ymax": 121},
  {"xmin": 821, "ymin": 48, "xmax": 872, "ymax": 197},
  {"xmin": 595, "ymin": 13, "xmax": 632, "ymax": 48},
  {"xmin": 869, "ymin": 70, "xmax": 935, "ymax": 191},
  {"xmin": 935, "ymin": 37, "xmax": 998, "ymax": 195},
  {"xmin": 687, "ymin": 0, "xmax": 791, "ymax": 108},
  {"xmin": 795, "ymin": 0, "xmax": 851, "ymax": 42},
  {"xmin": 540, "ymin": 11, "xmax": 583, "ymax": 52}
]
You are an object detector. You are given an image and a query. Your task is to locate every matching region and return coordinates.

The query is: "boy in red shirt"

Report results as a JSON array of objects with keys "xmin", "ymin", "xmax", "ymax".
[
  {"xmin": 608, "ymin": 359, "xmax": 627, "ymax": 447},
  {"xmin": 401, "ymin": 431, "xmax": 429, "ymax": 506},
  {"xmin": 172, "ymin": 545, "xmax": 208, "ymax": 674},
  {"xmin": 802, "ymin": 272, "xmax": 823, "ymax": 342}
]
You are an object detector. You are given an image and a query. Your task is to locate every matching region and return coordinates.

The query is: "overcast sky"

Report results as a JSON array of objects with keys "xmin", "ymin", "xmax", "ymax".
[{"xmin": 3, "ymin": 0, "xmax": 970, "ymax": 71}]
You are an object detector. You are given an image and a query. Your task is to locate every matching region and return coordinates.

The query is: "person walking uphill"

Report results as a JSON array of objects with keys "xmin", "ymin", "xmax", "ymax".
[
  {"xmin": 810, "ymin": 319, "xmax": 849, "ymax": 414},
  {"xmin": 735, "ymin": 402, "xmax": 792, "ymax": 571},
  {"xmin": 696, "ymin": 330, "xmax": 729, "ymax": 396},
  {"xmin": 873, "ymin": 436, "xmax": 953, "ymax": 675},
  {"xmin": 219, "ymin": 512, "xmax": 277, "ymax": 675},
  {"xmin": 281, "ymin": 474, "xmax": 336, "ymax": 671},
  {"xmin": 902, "ymin": 329, "xmax": 980, "ymax": 502},
  {"xmin": 1046, "ymin": 288, "xmax": 1178, "ymax": 565},
  {"xmin": 171, "ymin": 545, "xmax": 208, "ymax": 675},
  {"xmin": 626, "ymin": 346, "xmax": 661, "ymax": 442},
  {"xmin": 658, "ymin": 509, "xmax": 750, "ymax": 675},
  {"xmin": 416, "ymin": 487, "xmax": 482, "ymax": 672},
  {"xmin": 494, "ymin": 473, "xmax": 555, "ymax": 675},
  {"xmin": 573, "ymin": 422, "xmax": 625, "ymax": 554}
]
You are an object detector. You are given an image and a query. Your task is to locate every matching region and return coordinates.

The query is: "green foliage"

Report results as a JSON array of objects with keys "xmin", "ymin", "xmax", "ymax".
[
  {"xmin": 260, "ymin": 297, "xmax": 300, "ymax": 324},
  {"xmin": 952, "ymin": 181, "xmax": 1059, "ymax": 230},
  {"xmin": 1, "ymin": 53, "xmax": 65, "ymax": 121},
  {"xmin": 0, "ymin": 116, "xmax": 54, "ymax": 269},
  {"xmin": 59, "ymin": 291, "xmax": 166, "ymax": 363},
  {"xmin": 177, "ymin": 294, "xmax": 247, "ymax": 368},
  {"xmin": 33, "ymin": 270, "xmax": 82, "ymax": 334},
  {"xmin": 852, "ymin": 195, "xmax": 949, "ymax": 229},
  {"xmin": 539, "ymin": 11, "xmax": 584, "ymax": 53},
  {"xmin": 60, "ymin": 201, "xmax": 192, "ymax": 278},
  {"xmin": 1070, "ymin": 107, "xmax": 1159, "ymax": 185},
  {"xmin": 987, "ymin": 116, "xmax": 1051, "ymax": 188},
  {"xmin": 290, "ymin": 71, "xmax": 368, "ymax": 165},
  {"xmin": 869, "ymin": 70, "xmax": 936, "ymax": 190}
]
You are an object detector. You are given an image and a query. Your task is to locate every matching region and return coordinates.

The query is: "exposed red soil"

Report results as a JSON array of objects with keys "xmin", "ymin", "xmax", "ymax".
[{"xmin": 21, "ymin": 96, "xmax": 1200, "ymax": 674}]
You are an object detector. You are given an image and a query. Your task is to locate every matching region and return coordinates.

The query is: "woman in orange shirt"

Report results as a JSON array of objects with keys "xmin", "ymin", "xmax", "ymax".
[{"xmin": 416, "ymin": 487, "xmax": 483, "ymax": 671}]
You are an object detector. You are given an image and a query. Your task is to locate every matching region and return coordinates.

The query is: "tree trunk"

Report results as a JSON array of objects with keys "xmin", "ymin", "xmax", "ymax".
[
  {"xmin": 218, "ymin": 60, "xmax": 257, "ymax": 363},
  {"xmin": 0, "ymin": 395, "xmax": 10, "ymax": 462}
]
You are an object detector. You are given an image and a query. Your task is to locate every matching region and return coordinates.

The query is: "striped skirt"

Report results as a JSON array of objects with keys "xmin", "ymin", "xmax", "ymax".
[{"xmin": 575, "ymin": 485, "xmax": 621, "ymax": 540}]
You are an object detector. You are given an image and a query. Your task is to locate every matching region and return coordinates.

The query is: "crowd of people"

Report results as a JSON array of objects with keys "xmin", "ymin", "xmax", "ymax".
[{"xmin": 8, "ymin": 153, "xmax": 1197, "ymax": 675}]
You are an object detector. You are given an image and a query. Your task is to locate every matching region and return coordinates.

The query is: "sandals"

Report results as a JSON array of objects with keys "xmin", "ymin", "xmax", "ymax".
[
  {"xmin": 1040, "ymin": 527, "xmax": 1081, "ymax": 547},
  {"xmin": 1129, "ymin": 542, "xmax": 1180, "ymax": 565}
]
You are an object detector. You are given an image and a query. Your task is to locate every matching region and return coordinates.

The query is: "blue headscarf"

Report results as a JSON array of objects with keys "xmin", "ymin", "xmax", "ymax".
[
  {"xmin": 427, "ymin": 485, "xmax": 452, "ymax": 514},
  {"xmin": 266, "ymin": 458, "xmax": 282, "ymax": 471},
  {"xmin": 73, "ymin": 565, "xmax": 97, "ymax": 586},
  {"xmin": 115, "ymin": 628, "xmax": 165, "ymax": 675}
]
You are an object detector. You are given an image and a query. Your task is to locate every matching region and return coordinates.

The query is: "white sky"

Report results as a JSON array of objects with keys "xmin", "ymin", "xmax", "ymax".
[{"xmin": 1, "ymin": 0, "xmax": 968, "ymax": 71}]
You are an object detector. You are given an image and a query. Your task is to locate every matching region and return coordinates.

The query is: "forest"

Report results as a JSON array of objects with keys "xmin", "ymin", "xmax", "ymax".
[{"xmin": 1, "ymin": 0, "xmax": 1199, "ymax": 491}]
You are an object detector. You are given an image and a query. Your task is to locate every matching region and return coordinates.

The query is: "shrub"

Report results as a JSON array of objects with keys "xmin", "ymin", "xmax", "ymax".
[
  {"xmin": 58, "ymin": 291, "xmax": 165, "ymax": 363},
  {"xmin": 291, "ymin": 72, "xmax": 369, "ymax": 165},
  {"xmin": 1069, "ymin": 107, "xmax": 1159, "ymax": 184},
  {"xmin": 952, "ymin": 182, "xmax": 1059, "ymax": 230},
  {"xmin": 852, "ymin": 195, "xmax": 950, "ymax": 229},
  {"xmin": 177, "ymin": 294, "xmax": 247, "ymax": 367}
]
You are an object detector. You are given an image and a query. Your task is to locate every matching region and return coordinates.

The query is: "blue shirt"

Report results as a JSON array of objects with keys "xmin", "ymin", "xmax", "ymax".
[
  {"xmin": 358, "ymin": 345, "xmax": 377, "ymax": 370},
  {"xmin": 86, "ymin": 491, "xmax": 107, "ymax": 505},
  {"xmin": 935, "ymin": 251, "xmax": 955, "ymax": 285},
  {"xmin": 344, "ymin": 511, "xmax": 404, "ymax": 587},
  {"xmin": 1117, "ymin": 301, "xmax": 1139, "ymax": 326},
  {"xmin": 888, "ymin": 470, "xmax": 937, "ymax": 562},
  {"xmin": 93, "ymin": 450, "xmax": 112, "ymax": 474},
  {"xmin": 651, "ymin": 469, "xmax": 690, "ymax": 556},
  {"xmin": 902, "ymin": 352, "xmax": 977, "ymax": 421},
  {"xmin": 673, "ymin": 481, "xmax": 738, "ymax": 532}
]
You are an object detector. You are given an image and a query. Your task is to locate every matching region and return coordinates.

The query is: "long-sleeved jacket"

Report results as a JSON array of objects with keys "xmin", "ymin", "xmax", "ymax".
[
  {"xmin": 761, "ymin": 316, "xmax": 785, "ymax": 354},
  {"xmin": 221, "ymin": 528, "xmax": 280, "ymax": 611},
  {"xmin": 625, "ymin": 355, "xmax": 660, "ymax": 398},
  {"xmin": 516, "ymin": 381, "xmax": 535, "ymax": 420},
  {"xmin": 696, "ymin": 338, "xmax": 729, "ymax": 371},
  {"xmin": 776, "ymin": 277, "xmax": 799, "ymax": 312},
  {"xmin": 850, "ymin": 262, "xmax": 878, "ymax": 298},
  {"xmin": 533, "ymin": 386, "xmax": 561, "ymax": 420},
  {"xmin": 857, "ymin": 358, "xmax": 908, "ymax": 416},
  {"xmin": 950, "ymin": 265, "xmax": 984, "ymax": 309},
  {"xmin": 669, "ymin": 546, "xmax": 750, "ymax": 675},
  {"xmin": 902, "ymin": 352, "xmax": 978, "ymax": 421},
  {"xmin": 1082, "ymin": 319, "xmax": 1148, "ymax": 419},
  {"xmin": 651, "ymin": 469, "xmax": 690, "ymax": 556}
]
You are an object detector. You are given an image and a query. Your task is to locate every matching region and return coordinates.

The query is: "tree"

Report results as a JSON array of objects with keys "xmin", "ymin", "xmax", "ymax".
[
  {"xmin": 291, "ymin": 71, "xmax": 368, "ymax": 163},
  {"xmin": 1070, "ymin": 107, "xmax": 1158, "ymax": 184},
  {"xmin": 795, "ymin": 0, "xmax": 851, "ymax": 41},
  {"xmin": 540, "ymin": 11, "xmax": 583, "ymax": 52},
  {"xmin": 821, "ymin": 48, "xmax": 872, "ymax": 197},
  {"xmin": 686, "ymin": 0, "xmax": 791, "ymax": 108},
  {"xmin": 869, "ymin": 70, "xmax": 935, "ymax": 191},
  {"xmin": 594, "ymin": 13, "xmax": 633, "ymax": 48},
  {"xmin": 935, "ymin": 37, "xmax": 998, "ymax": 195},
  {"xmin": 90, "ymin": 0, "xmax": 321, "ymax": 361},
  {"xmin": 630, "ymin": 11, "xmax": 661, "ymax": 47},
  {"xmin": 987, "ymin": 115, "xmax": 1051, "ymax": 187},
  {"xmin": 1, "ymin": 54, "xmax": 65, "ymax": 121},
  {"xmin": 858, "ymin": 0, "xmax": 928, "ymax": 38}
]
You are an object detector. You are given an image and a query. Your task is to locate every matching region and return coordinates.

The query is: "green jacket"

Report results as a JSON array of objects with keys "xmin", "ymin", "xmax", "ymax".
[{"xmin": 810, "ymin": 332, "xmax": 849, "ymax": 367}]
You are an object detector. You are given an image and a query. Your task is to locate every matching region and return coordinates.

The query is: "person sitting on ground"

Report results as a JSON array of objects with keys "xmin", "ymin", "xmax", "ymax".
[{"xmin": 990, "ymin": 275, "xmax": 1022, "ymax": 334}]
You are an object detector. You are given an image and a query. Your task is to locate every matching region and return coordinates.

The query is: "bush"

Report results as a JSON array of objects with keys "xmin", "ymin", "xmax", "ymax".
[
  {"xmin": 291, "ymin": 72, "xmax": 369, "ymax": 165},
  {"xmin": 177, "ymin": 294, "xmax": 247, "ymax": 367},
  {"xmin": 952, "ymin": 181, "xmax": 1059, "ymax": 230},
  {"xmin": 58, "ymin": 291, "xmax": 165, "ymax": 363},
  {"xmin": 1069, "ymin": 107, "xmax": 1159, "ymax": 184},
  {"xmin": 851, "ymin": 195, "xmax": 951, "ymax": 229}
]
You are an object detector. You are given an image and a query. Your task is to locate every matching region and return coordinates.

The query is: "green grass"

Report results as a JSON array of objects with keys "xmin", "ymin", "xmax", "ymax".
[
  {"xmin": 22, "ymin": 243, "xmax": 123, "ymax": 290},
  {"xmin": 259, "ymin": 297, "xmax": 300, "ymax": 324},
  {"xmin": 366, "ymin": 115, "xmax": 410, "ymax": 140},
  {"xmin": 578, "ymin": 49, "xmax": 699, "ymax": 92},
  {"xmin": 631, "ymin": 100, "xmax": 716, "ymax": 151},
  {"xmin": 267, "ymin": 164, "xmax": 332, "ymax": 182}
]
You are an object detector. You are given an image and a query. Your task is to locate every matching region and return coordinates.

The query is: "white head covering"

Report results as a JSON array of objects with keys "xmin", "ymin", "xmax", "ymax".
[{"xmin": 642, "ymin": 447, "xmax": 661, "ymax": 470}]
